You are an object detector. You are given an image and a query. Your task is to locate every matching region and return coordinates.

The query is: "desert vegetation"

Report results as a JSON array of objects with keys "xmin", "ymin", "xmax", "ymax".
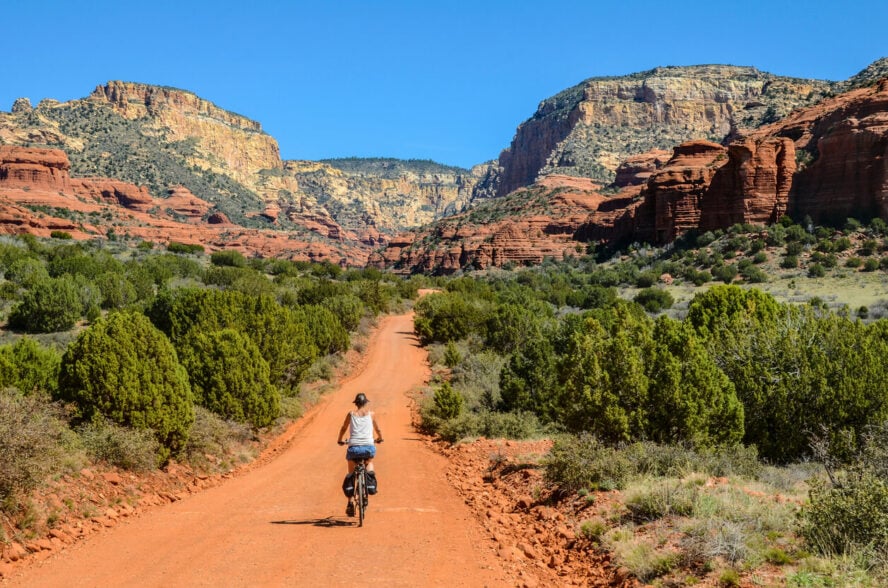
[
  {"xmin": 415, "ymin": 216, "xmax": 888, "ymax": 585},
  {"xmin": 0, "ymin": 233, "xmax": 422, "ymax": 530},
  {"xmin": 3, "ymin": 212, "xmax": 888, "ymax": 584}
]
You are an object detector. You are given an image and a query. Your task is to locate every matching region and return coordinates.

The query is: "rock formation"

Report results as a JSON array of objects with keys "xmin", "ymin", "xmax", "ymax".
[
  {"xmin": 0, "ymin": 146, "xmax": 365, "ymax": 264},
  {"xmin": 379, "ymin": 71, "xmax": 888, "ymax": 273},
  {"xmin": 1, "ymin": 84, "xmax": 482, "ymax": 240},
  {"xmin": 493, "ymin": 65, "xmax": 834, "ymax": 196},
  {"xmin": 0, "ymin": 146, "xmax": 71, "ymax": 191},
  {"xmin": 89, "ymin": 81, "xmax": 284, "ymax": 192},
  {"xmin": 767, "ymin": 80, "xmax": 888, "ymax": 224}
]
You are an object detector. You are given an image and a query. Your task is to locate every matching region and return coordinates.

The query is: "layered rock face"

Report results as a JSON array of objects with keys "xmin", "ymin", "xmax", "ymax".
[
  {"xmin": 0, "ymin": 145, "xmax": 365, "ymax": 263},
  {"xmin": 372, "ymin": 176, "xmax": 606, "ymax": 273},
  {"xmin": 645, "ymin": 141, "xmax": 728, "ymax": 242},
  {"xmin": 767, "ymin": 80, "xmax": 888, "ymax": 223},
  {"xmin": 90, "ymin": 81, "xmax": 283, "ymax": 186},
  {"xmin": 1, "ymin": 82, "xmax": 480, "ymax": 243},
  {"xmin": 494, "ymin": 65, "xmax": 833, "ymax": 196},
  {"xmin": 295, "ymin": 159, "xmax": 481, "ymax": 229},
  {"xmin": 699, "ymin": 137, "xmax": 794, "ymax": 230},
  {"xmin": 380, "ymin": 73, "xmax": 888, "ymax": 272},
  {"xmin": 0, "ymin": 146, "xmax": 71, "ymax": 191}
]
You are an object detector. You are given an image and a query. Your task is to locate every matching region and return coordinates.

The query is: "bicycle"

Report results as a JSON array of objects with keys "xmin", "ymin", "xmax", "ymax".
[{"xmin": 339, "ymin": 439, "xmax": 381, "ymax": 527}]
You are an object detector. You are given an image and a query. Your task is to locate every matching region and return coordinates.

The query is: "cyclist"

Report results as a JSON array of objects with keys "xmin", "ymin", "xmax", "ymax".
[{"xmin": 337, "ymin": 393, "xmax": 383, "ymax": 516}]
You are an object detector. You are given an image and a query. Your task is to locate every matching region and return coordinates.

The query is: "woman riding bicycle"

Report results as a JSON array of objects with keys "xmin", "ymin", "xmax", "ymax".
[{"xmin": 337, "ymin": 393, "xmax": 383, "ymax": 517}]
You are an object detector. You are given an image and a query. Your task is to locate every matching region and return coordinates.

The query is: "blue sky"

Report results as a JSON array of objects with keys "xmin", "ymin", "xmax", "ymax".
[{"xmin": 2, "ymin": 0, "xmax": 885, "ymax": 168}]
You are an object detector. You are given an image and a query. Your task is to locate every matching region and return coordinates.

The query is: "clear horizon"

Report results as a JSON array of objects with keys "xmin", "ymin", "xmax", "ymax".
[{"xmin": 2, "ymin": 0, "xmax": 886, "ymax": 169}]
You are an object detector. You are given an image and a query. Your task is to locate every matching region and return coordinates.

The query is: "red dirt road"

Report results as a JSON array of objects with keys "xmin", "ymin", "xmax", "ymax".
[{"xmin": 8, "ymin": 313, "xmax": 509, "ymax": 587}]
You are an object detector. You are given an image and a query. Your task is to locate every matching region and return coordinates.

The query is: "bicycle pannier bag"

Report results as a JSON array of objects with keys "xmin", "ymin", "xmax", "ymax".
[
  {"xmin": 366, "ymin": 471, "xmax": 378, "ymax": 495},
  {"xmin": 342, "ymin": 472, "xmax": 355, "ymax": 497}
]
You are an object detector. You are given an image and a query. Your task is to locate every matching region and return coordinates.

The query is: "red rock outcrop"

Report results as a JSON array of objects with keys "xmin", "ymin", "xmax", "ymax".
[
  {"xmin": 0, "ymin": 145, "xmax": 369, "ymax": 264},
  {"xmin": 699, "ymin": 137, "xmax": 794, "ymax": 230},
  {"xmin": 380, "ymin": 78, "xmax": 888, "ymax": 272},
  {"xmin": 645, "ymin": 141, "xmax": 728, "ymax": 242},
  {"xmin": 0, "ymin": 146, "xmax": 71, "ymax": 191},
  {"xmin": 162, "ymin": 186, "xmax": 213, "ymax": 221},
  {"xmin": 494, "ymin": 65, "xmax": 834, "ymax": 196},
  {"xmin": 72, "ymin": 178, "xmax": 154, "ymax": 212},
  {"xmin": 373, "ymin": 177, "xmax": 605, "ymax": 273},
  {"xmin": 764, "ymin": 81, "xmax": 888, "ymax": 223},
  {"xmin": 613, "ymin": 150, "xmax": 671, "ymax": 187}
]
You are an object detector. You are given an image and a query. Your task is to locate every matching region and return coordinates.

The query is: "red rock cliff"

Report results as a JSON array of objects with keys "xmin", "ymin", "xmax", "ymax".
[
  {"xmin": 769, "ymin": 80, "xmax": 888, "ymax": 223},
  {"xmin": 0, "ymin": 146, "xmax": 71, "ymax": 191}
]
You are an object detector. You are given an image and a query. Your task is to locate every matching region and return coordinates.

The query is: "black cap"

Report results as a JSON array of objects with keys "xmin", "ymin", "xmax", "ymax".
[{"xmin": 353, "ymin": 393, "xmax": 368, "ymax": 406}]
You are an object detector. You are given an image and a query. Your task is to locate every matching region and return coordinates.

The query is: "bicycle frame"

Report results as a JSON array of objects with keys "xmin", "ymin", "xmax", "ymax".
[{"xmin": 352, "ymin": 459, "xmax": 369, "ymax": 526}]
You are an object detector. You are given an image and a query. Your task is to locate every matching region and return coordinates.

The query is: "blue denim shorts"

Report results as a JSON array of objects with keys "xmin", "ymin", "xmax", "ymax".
[{"xmin": 346, "ymin": 445, "xmax": 376, "ymax": 461}]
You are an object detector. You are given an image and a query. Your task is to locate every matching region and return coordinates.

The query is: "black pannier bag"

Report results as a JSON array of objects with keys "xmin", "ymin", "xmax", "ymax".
[
  {"xmin": 366, "ymin": 471, "xmax": 378, "ymax": 495},
  {"xmin": 342, "ymin": 472, "xmax": 355, "ymax": 497}
]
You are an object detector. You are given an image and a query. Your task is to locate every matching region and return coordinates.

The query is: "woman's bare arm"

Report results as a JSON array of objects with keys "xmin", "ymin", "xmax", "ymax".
[{"xmin": 337, "ymin": 413, "xmax": 351, "ymax": 443}]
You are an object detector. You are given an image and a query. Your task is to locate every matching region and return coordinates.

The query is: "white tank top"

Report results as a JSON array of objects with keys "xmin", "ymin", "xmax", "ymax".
[{"xmin": 348, "ymin": 412, "xmax": 374, "ymax": 446}]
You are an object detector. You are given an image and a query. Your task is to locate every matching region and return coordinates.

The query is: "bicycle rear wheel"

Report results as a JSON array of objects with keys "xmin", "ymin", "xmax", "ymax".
[{"xmin": 355, "ymin": 472, "xmax": 365, "ymax": 527}]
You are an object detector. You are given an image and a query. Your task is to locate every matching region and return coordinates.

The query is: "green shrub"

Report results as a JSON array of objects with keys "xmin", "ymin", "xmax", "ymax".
[
  {"xmin": 443, "ymin": 341, "xmax": 462, "ymax": 368},
  {"xmin": 432, "ymin": 382, "xmax": 464, "ymax": 420},
  {"xmin": 78, "ymin": 418, "xmax": 160, "ymax": 471},
  {"xmin": 719, "ymin": 568, "xmax": 741, "ymax": 587},
  {"xmin": 320, "ymin": 294, "xmax": 365, "ymax": 331},
  {"xmin": 8, "ymin": 276, "xmax": 83, "ymax": 333},
  {"xmin": 95, "ymin": 272, "xmax": 138, "ymax": 309},
  {"xmin": 635, "ymin": 271, "xmax": 659, "ymax": 288},
  {"xmin": 786, "ymin": 241, "xmax": 805, "ymax": 256},
  {"xmin": 801, "ymin": 474, "xmax": 888, "ymax": 555},
  {"xmin": 579, "ymin": 517, "xmax": 608, "ymax": 541},
  {"xmin": 740, "ymin": 264, "xmax": 768, "ymax": 283},
  {"xmin": 625, "ymin": 479, "xmax": 698, "ymax": 521},
  {"xmin": 808, "ymin": 263, "xmax": 826, "ymax": 278},
  {"xmin": 210, "ymin": 249, "xmax": 247, "ymax": 268},
  {"xmin": 178, "ymin": 329, "xmax": 280, "ymax": 428},
  {"xmin": 167, "ymin": 241, "xmax": 204, "ymax": 254},
  {"xmin": 0, "ymin": 389, "xmax": 69, "ymax": 504},
  {"xmin": 50, "ymin": 231, "xmax": 72, "ymax": 240},
  {"xmin": 647, "ymin": 318, "xmax": 744, "ymax": 447},
  {"xmin": 414, "ymin": 291, "xmax": 490, "ymax": 344},
  {"xmin": 780, "ymin": 255, "xmax": 799, "ymax": 269},
  {"xmin": 57, "ymin": 311, "xmax": 194, "ymax": 463},
  {"xmin": 0, "ymin": 337, "xmax": 61, "ymax": 396},
  {"xmin": 863, "ymin": 258, "xmax": 879, "ymax": 272},
  {"xmin": 834, "ymin": 237, "xmax": 852, "ymax": 252},
  {"xmin": 712, "ymin": 264, "xmax": 738, "ymax": 283},
  {"xmin": 182, "ymin": 406, "xmax": 255, "ymax": 472},
  {"xmin": 303, "ymin": 305, "xmax": 349, "ymax": 355},
  {"xmin": 544, "ymin": 434, "xmax": 632, "ymax": 491},
  {"xmin": 845, "ymin": 257, "xmax": 862, "ymax": 268},
  {"xmin": 147, "ymin": 289, "xmax": 318, "ymax": 391},
  {"xmin": 634, "ymin": 288, "xmax": 674, "ymax": 313},
  {"xmin": 436, "ymin": 410, "xmax": 542, "ymax": 443}
]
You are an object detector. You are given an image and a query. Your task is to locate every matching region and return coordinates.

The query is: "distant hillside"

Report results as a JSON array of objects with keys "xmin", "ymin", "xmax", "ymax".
[{"xmin": 321, "ymin": 157, "xmax": 470, "ymax": 178}]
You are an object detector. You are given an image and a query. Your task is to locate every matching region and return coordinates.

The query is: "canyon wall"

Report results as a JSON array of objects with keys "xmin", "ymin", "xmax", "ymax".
[{"xmin": 494, "ymin": 65, "xmax": 833, "ymax": 197}]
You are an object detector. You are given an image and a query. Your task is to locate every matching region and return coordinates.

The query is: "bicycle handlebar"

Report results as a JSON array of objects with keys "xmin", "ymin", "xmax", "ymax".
[{"xmin": 338, "ymin": 439, "xmax": 384, "ymax": 445}]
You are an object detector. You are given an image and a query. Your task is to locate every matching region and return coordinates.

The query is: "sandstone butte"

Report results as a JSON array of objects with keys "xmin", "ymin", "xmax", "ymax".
[
  {"xmin": 0, "ymin": 145, "xmax": 366, "ymax": 263},
  {"xmin": 375, "ymin": 77, "xmax": 888, "ymax": 274}
]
